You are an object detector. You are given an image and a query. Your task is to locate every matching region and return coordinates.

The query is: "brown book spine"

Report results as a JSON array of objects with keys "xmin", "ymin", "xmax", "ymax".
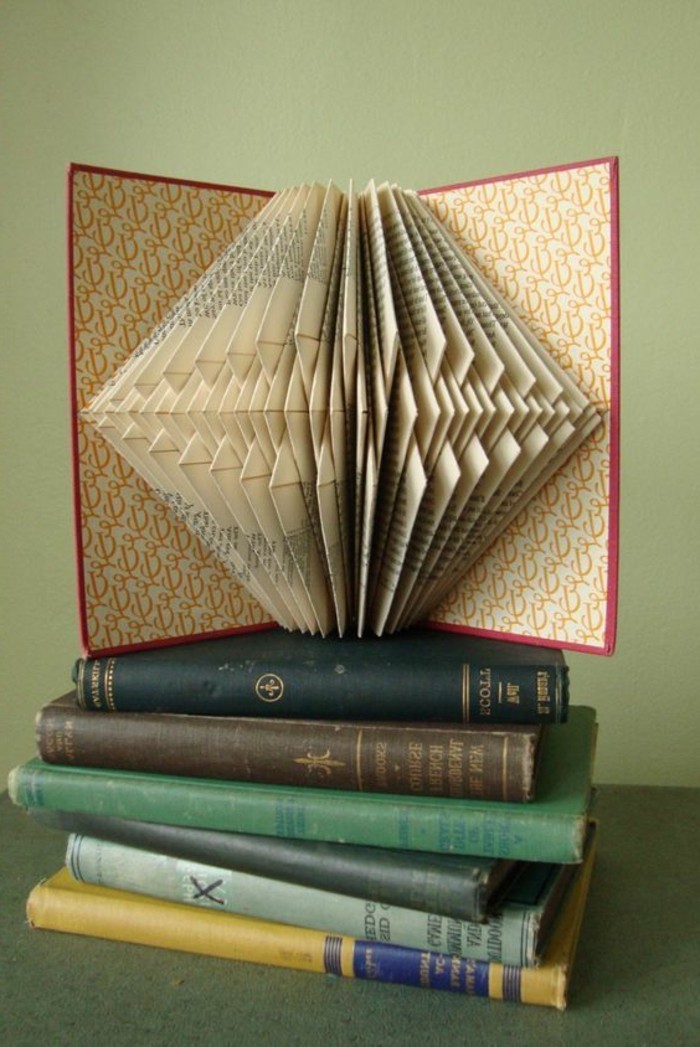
[{"xmin": 36, "ymin": 694, "xmax": 540, "ymax": 801}]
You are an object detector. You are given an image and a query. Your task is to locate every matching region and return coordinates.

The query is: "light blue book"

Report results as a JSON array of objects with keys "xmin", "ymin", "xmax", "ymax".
[{"xmin": 66, "ymin": 832, "xmax": 578, "ymax": 967}]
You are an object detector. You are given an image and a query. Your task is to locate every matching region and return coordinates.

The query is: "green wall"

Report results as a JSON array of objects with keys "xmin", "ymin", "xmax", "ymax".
[{"xmin": 2, "ymin": 0, "xmax": 699, "ymax": 786}]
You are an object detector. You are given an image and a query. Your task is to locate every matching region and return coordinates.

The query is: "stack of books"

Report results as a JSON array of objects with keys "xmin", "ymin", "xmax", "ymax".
[
  {"xmin": 8, "ymin": 156, "xmax": 615, "ymax": 1009},
  {"xmin": 8, "ymin": 627, "xmax": 598, "ymax": 1009}
]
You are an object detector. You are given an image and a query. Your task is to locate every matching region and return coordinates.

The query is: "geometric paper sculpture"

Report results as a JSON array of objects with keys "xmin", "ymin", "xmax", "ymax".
[
  {"xmin": 83, "ymin": 182, "xmax": 602, "ymax": 639},
  {"xmin": 69, "ymin": 159, "xmax": 619, "ymax": 655}
]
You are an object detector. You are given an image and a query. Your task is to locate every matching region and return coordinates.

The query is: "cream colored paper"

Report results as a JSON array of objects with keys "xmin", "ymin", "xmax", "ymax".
[{"xmin": 82, "ymin": 178, "xmax": 605, "ymax": 639}]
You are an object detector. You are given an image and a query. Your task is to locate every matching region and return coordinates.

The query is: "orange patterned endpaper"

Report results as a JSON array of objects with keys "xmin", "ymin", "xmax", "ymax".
[
  {"xmin": 422, "ymin": 160, "xmax": 618, "ymax": 652},
  {"xmin": 70, "ymin": 160, "xmax": 618, "ymax": 656},
  {"xmin": 70, "ymin": 167, "xmax": 276, "ymax": 654}
]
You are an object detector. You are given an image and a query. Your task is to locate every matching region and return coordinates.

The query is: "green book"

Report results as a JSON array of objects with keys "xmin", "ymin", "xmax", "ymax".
[
  {"xmin": 62, "ymin": 829, "xmax": 587, "ymax": 966},
  {"xmin": 72, "ymin": 627, "xmax": 569, "ymax": 724},
  {"xmin": 9, "ymin": 707, "xmax": 597, "ymax": 863},
  {"xmin": 28, "ymin": 809, "xmax": 517, "ymax": 922}
]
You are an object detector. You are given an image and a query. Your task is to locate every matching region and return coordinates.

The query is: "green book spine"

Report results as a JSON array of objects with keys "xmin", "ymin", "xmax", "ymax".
[
  {"xmin": 65, "ymin": 832, "xmax": 571, "ymax": 966},
  {"xmin": 72, "ymin": 627, "xmax": 569, "ymax": 724},
  {"xmin": 9, "ymin": 708, "xmax": 596, "ymax": 863}
]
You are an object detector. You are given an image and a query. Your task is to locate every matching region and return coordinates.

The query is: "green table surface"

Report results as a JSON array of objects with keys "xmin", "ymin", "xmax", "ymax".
[{"xmin": 1, "ymin": 785, "xmax": 698, "ymax": 1046}]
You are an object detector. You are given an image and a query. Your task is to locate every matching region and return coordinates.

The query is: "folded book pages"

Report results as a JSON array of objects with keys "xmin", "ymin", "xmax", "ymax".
[{"xmin": 70, "ymin": 160, "xmax": 619, "ymax": 655}]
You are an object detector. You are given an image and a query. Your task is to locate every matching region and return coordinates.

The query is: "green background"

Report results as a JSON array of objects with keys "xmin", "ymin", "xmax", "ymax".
[{"xmin": 2, "ymin": 0, "xmax": 698, "ymax": 787}]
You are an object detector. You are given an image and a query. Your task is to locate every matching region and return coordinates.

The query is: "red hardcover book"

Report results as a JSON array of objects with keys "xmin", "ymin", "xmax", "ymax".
[{"xmin": 69, "ymin": 159, "xmax": 619, "ymax": 656}]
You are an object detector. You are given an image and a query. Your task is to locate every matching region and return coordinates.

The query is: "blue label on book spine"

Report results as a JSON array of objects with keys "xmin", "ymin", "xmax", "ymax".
[
  {"xmin": 352, "ymin": 942, "xmax": 497, "ymax": 995},
  {"xmin": 468, "ymin": 957, "xmax": 491, "ymax": 997}
]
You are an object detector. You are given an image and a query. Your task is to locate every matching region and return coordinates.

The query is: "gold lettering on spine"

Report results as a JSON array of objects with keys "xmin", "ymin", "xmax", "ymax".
[
  {"xmin": 355, "ymin": 728, "xmax": 364, "ymax": 791},
  {"xmin": 478, "ymin": 667, "xmax": 492, "ymax": 715},
  {"xmin": 407, "ymin": 741, "xmax": 424, "ymax": 792},
  {"xmin": 428, "ymin": 744, "xmax": 445, "ymax": 792},
  {"xmin": 502, "ymin": 734, "xmax": 509, "ymax": 801},
  {"xmin": 63, "ymin": 719, "xmax": 76, "ymax": 763},
  {"xmin": 89, "ymin": 658, "xmax": 102, "ymax": 709},
  {"xmin": 462, "ymin": 663, "xmax": 470, "ymax": 722},
  {"xmin": 104, "ymin": 657, "xmax": 117, "ymax": 711},
  {"xmin": 373, "ymin": 738, "xmax": 389, "ymax": 792},
  {"xmin": 467, "ymin": 741, "xmax": 485, "ymax": 797},
  {"xmin": 536, "ymin": 669, "xmax": 551, "ymax": 715},
  {"xmin": 447, "ymin": 737, "xmax": 464, "ymax": 796}
]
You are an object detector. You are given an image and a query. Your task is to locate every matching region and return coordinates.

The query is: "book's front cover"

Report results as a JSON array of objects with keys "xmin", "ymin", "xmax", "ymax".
[
  {"xmin": 69, "ymin": 167, "xmax": 277, "ymax": 655},
  {"xmin": 69, "ymin": 159, "xmax": 618, "ymax": 657}
]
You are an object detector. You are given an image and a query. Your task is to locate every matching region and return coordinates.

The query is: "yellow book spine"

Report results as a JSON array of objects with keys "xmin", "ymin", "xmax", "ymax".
[{"xmin": 27, "ymin": 870, "xmax": 346, "ymax": 974}]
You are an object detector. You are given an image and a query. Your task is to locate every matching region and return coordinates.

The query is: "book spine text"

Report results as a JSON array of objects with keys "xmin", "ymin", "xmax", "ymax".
[
  {"xmin": 72, "ymin": 631, "xmax": 568, "ymax": 724},
  {"xmin": 8, "ymin": 760, "xmax": 586, "ymax": 863},
  {"xmin": 37, "ymin": 702, "xmax": 539, "ymax": 802}
]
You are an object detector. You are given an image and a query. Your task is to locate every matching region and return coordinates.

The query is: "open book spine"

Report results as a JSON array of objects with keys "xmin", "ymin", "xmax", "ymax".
[{"xmin": 82, "ymin": 180, "xmax": 602, "ymax": 640}]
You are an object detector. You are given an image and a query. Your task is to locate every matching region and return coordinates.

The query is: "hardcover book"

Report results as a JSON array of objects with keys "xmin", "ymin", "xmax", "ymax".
[
  {"xmin": 70, "ymin": 626, "xmax": 569, "ymax": 724},
  {"xmin": 36, "ymin": 692, "xmax": 544, "ymax": 802},
  {"xmin": 61, "ymin": 828, "xmax": 584, "ymax": 966},
  {"xmin": 10, "ymin": 705, "xmax": 598, "ymax": 863},
  {"xmin": 70, "ymin": 158, "xmax": 619, "ymax": 657},
  {"xmin": 25, "ymin": 822, "xmax": 597, "ymax": 1008},
  {"xmin": 28, "ymin": 808, "xmax": 518, "ymax": 922}
]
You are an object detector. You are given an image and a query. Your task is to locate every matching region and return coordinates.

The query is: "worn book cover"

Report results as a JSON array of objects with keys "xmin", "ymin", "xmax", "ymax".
[
  {"xmin": 36, "ymin": 691, "xmax": 544, "ymax": 802},
  {"xmin": 70, "ymin": 159, "xmax": 619, "ymax": 656},
  {"xmin": 10, "ymin": 706, "xmax": 598, "ymax": 863},
  {"xmin": 29, "ymin": 807, "xmax": 517, "ymax": 923},
  {"xmin": 70, "ymin": 626, "xmax": 570, "ymax": 724},
  {"xmin": 60, "ymin": 826, "xmax": 587, "ymax": 966},
  {"xmin": 25, "ymin": 822, "xmax": 597, "ymax": 1007}
]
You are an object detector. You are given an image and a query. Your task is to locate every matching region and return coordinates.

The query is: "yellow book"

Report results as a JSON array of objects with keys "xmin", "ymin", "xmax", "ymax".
[{"xmin": 26, "ymin": 824, "xmax": 596, "ymax": 1008}]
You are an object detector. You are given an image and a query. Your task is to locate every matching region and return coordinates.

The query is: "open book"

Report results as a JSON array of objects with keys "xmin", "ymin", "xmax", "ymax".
[{"xmin": 70, "ymin": 159, "xmax": 619, "ymax": 655}]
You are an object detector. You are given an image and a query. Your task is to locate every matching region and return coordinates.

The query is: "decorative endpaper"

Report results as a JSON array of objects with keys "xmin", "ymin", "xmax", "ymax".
[{"xmin": 69, "ymin": 159, "xmax": 619, "ymax": 656}]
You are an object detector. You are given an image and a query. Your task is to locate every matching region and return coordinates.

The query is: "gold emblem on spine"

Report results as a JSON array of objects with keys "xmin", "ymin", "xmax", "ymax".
[
  {"xmin": 293, "ymin": 749, "xmax": 346, "ymax": 779},
  {"xmin": 254, "ymin": 673, "xmax": 284, "ymax": 702}
]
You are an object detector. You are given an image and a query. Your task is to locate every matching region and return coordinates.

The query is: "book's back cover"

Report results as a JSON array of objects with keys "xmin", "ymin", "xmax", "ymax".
[
  {"xmin": 421, "ymin": 160, "xmax": 619, "ymax": 655},
  {"xmin": 69, "ymin": 160, "xmax": 618, "ymax": 657}
]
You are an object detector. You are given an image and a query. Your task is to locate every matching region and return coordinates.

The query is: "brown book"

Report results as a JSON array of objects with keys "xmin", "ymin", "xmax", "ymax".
[{"xmin": 36, "ymin": 693, "xmax": 543, "ymax": 802}]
